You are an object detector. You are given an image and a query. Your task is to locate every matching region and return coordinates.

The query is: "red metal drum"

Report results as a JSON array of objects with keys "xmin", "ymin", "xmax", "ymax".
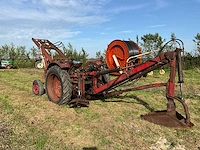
[{"xmin": 106, "ymin": 40, "xmax": 141, "ymax": 75}]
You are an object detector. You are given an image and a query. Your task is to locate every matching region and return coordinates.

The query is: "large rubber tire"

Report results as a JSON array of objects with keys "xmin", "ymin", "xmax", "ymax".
[
  {"xmin": 45, "ymin": 66, "xmax": 72, "ymax": 105},
  {"xmin": 32, "ymin": 80, "xmax": 45, "ymax": 96}
]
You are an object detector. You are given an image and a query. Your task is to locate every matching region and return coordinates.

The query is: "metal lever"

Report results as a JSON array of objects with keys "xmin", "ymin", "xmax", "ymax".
[{"xmin": 176, "ymin": 48, "xmax": 184, "ymax": 99}]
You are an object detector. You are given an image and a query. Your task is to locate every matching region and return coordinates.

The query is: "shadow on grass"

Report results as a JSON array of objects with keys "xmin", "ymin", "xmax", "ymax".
[
  {"xmin": 103, "ymin": 95, "xmax": 155, "ymax": 112},
  {"xmin": 83, "ymin": 147, "xmax": 97, "ymax": 150}
]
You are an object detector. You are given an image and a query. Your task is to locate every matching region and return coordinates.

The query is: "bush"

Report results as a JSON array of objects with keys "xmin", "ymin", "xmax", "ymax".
[
  {"xmin": 13, "ymin": 59, "xmax": 35, "ymax": 68},
  {"xmin": 183, "ymin": 53, "xmax": 200, "ymax": 70}
]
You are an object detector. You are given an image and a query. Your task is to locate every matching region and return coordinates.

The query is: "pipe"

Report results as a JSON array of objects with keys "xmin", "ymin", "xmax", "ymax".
[
  {"xmin": 176, "ymin": 48, "xmax": 184, "ymax": 99},
  {"xmin": 112, "ymin": 55, "xmax": 123, "ymax": 74}
]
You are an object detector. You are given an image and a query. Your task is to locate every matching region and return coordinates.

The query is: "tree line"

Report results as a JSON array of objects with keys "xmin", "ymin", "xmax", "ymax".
[
  {"xmin": 0, "ymin": 42, "xmax": 88, "ymax": 68},
  {"xmin": 0, "ymin": 33, "xmax": 200, "ymax": 69},
  {"xmin": 96, "ymin": 33, "xmax": 200, "ymax": 70}
]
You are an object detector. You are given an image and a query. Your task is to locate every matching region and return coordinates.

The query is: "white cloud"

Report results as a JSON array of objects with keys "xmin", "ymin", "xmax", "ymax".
[
  {"xmin": 0, "ymin": 0, "xmax": 110, "ymax": 47},
  {"xmin": 0, "ymin": 0, "xmax": 149, "ymax": 54},
  {"xmin": 41, "ymin": 0, "xmax": 67, "ymax": 6},
  {"xmin": 0, "ymin": 0, "xmax": 110, "ymax": 24},
  {"xmin": 150, "ymin": 24, "xmax": 166, "ymax": 28},
  {"xmin": 100, "ymin": 32, "xmax": 107, "ymax": 35},
  {"xmin": 108, "ymin": 4, "xmax": 146, "ymax": 14},
  {"xmin": 119, "ymin": 30, "xmax": 134, "ymax": 34},
  {"xmin": 155, "ymin": 0, "xmax": 168, "ymax": 9},
  {"xmin": 0, "ymin": 28, "xmax": 80, "ymax": 40}
]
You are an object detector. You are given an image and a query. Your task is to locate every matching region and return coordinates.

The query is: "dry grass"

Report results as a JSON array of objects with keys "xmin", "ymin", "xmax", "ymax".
[{"xmin": 0, "ymin": 68, "xmax": 200, "ymax": 149}]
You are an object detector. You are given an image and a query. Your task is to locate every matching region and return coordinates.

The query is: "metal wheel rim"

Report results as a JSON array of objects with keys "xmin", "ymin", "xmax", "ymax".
[
  {"xmin": 37, "ymin": 63, "xmax": 43, "ymax": 69},
  {"xmin": 33, "ymin": 83, "xmax": 39, "ymax": 94},
  {"xmin": 47, "ymin": 73, "xmax": 62, "ymax": 102}
]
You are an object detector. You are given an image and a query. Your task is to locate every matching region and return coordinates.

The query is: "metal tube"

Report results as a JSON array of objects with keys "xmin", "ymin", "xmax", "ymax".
[
  {"xmin": 176, "ymin": 48, "xmax": 184, "ymax": 83},
  {"xmin": 112, "ymin": 55, "xmax": 123, "ymax": 74},
  {"xmin": 176, "ymin": 48, "xmax": 184, "ymax": 99}
]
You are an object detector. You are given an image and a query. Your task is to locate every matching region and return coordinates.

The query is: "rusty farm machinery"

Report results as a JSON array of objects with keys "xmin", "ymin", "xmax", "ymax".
[{"xmin": 32, "ymin": 38, "xmax": 193, "ymax": 129}]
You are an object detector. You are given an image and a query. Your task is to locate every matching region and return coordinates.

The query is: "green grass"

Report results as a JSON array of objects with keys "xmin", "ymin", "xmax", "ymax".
[{"xmin": 0, "ymin": 68, "xmax": 200, "ymax": 149}]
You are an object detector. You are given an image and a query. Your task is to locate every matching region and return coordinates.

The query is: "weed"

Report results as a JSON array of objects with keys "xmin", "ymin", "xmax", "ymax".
[
  {"xmin": 0, "ymin": 68, "xmax": 200, "ymax": 149},
  {"xmin": 34, "ymin": 135, "xmax": 48, "ymax": 149},
  {"xmin": 0, "ymin": 98, "xmax": 14, "ymax": 113},
  {"xmin": 101, "ymin": 138, "xmax": 112, "ymax": 145},
  {"xmin": 115, "ymin": 116, "xmax": 124, "ymax": 122}
]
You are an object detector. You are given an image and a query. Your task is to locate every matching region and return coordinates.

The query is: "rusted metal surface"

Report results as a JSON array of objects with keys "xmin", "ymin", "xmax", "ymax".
[
  {"xmin": 105, "ymin": 83, "xmax": 167, "ymax": 97},
  {"xmin": 141, "ymin": 111, "xmax": 193, "ymax": 129},
  {"xmin": 141, "ymin": 49, "xmax": 193, "ymax": 129},
  {"xmin": 142, "ymin": 95, "xmax": 194, "ymax": 129},
  {"xmin": 32, "ymin": 38, "xmax": 72, "ymax": 78},
  {"xmin": 91, "ymin": 51, "xmax": 174, "ymax": 95},
  {"xmin": 46, "ymin": 72, "xmax": 62, "ymax": 103},
  {"xmin": 32, "ymin": 38, "xmax": 194, "ymax": 129}
]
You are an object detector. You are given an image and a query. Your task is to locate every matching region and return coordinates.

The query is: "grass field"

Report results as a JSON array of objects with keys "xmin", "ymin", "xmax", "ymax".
[{"xmin": 0, "ymin": 68, "xmax": 200, "ymax": 150}]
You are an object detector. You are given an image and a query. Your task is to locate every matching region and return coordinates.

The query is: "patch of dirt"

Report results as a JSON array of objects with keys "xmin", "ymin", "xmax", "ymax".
[
  {"xmin": 150, "ymin": 137, "xmax": 186, "ymax": 150},
  {"xmin": 0, "ymin": 120, "xmax": 13, "ymax": 149}
]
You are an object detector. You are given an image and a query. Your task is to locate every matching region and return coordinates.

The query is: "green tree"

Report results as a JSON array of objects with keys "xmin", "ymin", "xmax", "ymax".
[
  {"xmin": 78, "ymin": 48, "xmax": 88, "ymax": 64},
  {"xmin": 96, "ymin": 50, "xmax": 105, "ymax": 60},
  {"xmin": 0, "ymin": 43, "xmax": 34, "ymax": 68},
  {"xmin": 63, "ymin": 43, "xmax": 88, "ymax": 63},
  {"xmin": 0, "ymin": 44, "xmax": 9, "ymax": 59},
  {"xmin": 170, "ymin": 32, "xmax": 181, "ymax": 50},
  {"xmin": 162, "ymin": 33, "xmax": 178, "ymax": 52},
  {"xmin": 0, "ymin": 43, "xmax": 15, "ymax": 60},
  {"xmin": 17, "ymin": 46, "xmax": 29, "ymax": 60},
  {"xmin": 30, "ymin": 46, "xmax": 40, "ymax": 59},
  {"xmin": 140, "ymin": 33, "xmax": 165, "ymax": 57},
  {"xmin": 193, "ymin": 33, "xmax": 200, "ymax": 53},
  {"xmin": 170, "ymin": 32, "xmax": 176, "ymax": 41},
  {"xmin": 136, "ymin": 35, "xmax": 139, "ymax": 44},
  {"xmin": 63, "ymin": 43, "xmax": 73, "ymax": 58}
]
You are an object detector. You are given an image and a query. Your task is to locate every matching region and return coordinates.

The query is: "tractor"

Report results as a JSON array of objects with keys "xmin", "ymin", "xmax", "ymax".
[
  {"xmin": 35, "ymin": 54, "xmax": 44, "ymax": 69},
  {"xmin": 0, "ymin": 59, "xmax": 13, "ymax": 69},
  {"xmin": 32, "ymin": 38, "xmax": 193, "ymax": 129}
]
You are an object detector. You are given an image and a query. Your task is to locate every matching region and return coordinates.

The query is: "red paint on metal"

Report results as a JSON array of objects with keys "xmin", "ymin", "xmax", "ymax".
[
  {"xmin": 53, "ymin": 76, "xmax": 61, "ymax": 98},
  {"xmin": 32, "ymin": 38, "xmax": 71, "ymax": 78},
  {"xmin": 106, "ymin": 83, "xmax": 167, "ymax": 97},
  {"xmin": 33, "ymin": 83, "xmax": 39, "ymax": 95},
  {"xmin": 106, "ymin": 40, "xmax": 141, "ymax": 75},
  {"xmin": 47, "ymin": 73, "xmax": 61, "ymax": 103},
  {"xmin": 92, "ymin": 51, "xmax": 172, "ymax": 94},
  {"xmin": 167, "ymin": 57, "xmax": 176, "ymax": 98},
  {"xmin": 32, "ymin": 37, "xmax": 193, "ymax": 128}
]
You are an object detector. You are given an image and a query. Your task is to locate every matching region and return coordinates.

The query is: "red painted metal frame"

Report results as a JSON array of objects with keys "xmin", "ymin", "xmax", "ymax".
[
  {"xmin": 32, "ymin": 37, "xmax": 182, "ymax": 103},
  {"xmin": 91, "ymin": 51, "xmax": 175, "ymax": 95},
  {"xmin": 32, "ymin": 37, "xmax": 193, "ymax": 127},
  {"xmin": 105, "ymin": 83, "xmax": 167, "ymax": 97},
  {"xmin": 32, "ymin": 38, "xmax": 71, "ymax": 78},
  {"xmin": 88, "ymin": 48, "xmax": 192, "ymax": 127}
]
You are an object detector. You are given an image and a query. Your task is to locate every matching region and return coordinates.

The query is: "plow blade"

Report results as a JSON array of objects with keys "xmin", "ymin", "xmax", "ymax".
[{"xmin": 141, "ymin": 110, "xmax": 194, "ymax": 129}]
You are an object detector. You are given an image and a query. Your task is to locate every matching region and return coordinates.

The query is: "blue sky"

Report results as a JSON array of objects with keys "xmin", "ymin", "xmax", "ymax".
[{"xmin": 0, "ymin": 0, "xmax": 199, "ymax": 57}]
